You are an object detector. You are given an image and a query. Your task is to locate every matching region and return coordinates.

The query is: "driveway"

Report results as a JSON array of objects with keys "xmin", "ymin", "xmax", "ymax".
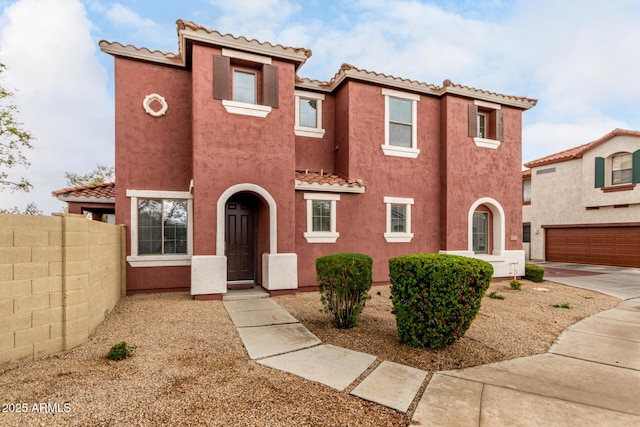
[{"xmin": 534, "ymin": 262, "xmax": 640, "ymax": 300}]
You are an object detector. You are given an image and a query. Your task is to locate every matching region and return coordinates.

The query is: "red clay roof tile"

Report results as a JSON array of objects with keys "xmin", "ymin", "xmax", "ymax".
[
  {"xmin": 52, "ymin": 182, "xmax": 115, "ymax": 200},
  {"xmin": 295, "ymin": 171, "xmax": 365, "ymax": 190}
]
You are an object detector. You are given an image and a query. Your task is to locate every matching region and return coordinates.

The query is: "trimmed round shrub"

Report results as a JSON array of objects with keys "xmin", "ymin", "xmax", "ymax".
[
  {"xmin": 316, "ymin": 253, "xmax": 372, "ymax": 329},
  {"xmin": 389, "ymin": 254, "xmax": 493, "ymax": 348},
  {"xmin": 525, "ymin": 263, "xmax": 544, "ymax": 282}
]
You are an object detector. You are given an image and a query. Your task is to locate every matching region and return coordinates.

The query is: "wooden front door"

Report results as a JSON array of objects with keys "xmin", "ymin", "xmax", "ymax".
[{"xmin": 225, "ymin": 196, "xmax": 256, "ymax": 282}]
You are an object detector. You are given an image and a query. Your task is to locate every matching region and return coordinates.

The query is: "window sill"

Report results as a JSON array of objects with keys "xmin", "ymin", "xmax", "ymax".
[
  {"xmin": 473, "ymin": 137, "xmax": 501, "ymax": 149},
  {"xmin": 601, "ymin": 183, "xmax": 636, "ymax": 192},
  {"xmin": 127, "ymin": 255, "xmax": 191, "ymax": 267},
  {"xmin": 304, "ymin": 232, "xmax": 339, "ymax": 243},
  {"xmin": 381, "ymin": 145, "xmax": 420, "ymax": 158},
  {"xmin": 295, "ymin": 126, "xmax": 325, "ymax": 138},
  {"xmin": 384, "ymin": 232, "xmax": 414, "ymax": 243},
  {"xmin": 222, "ymin": 100, "xmax": 271, "ymax": 118}
]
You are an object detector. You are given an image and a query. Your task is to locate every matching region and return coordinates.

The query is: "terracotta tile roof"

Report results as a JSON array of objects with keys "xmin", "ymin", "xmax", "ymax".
[
  {"xmin": 295, "ymin": 170, "xmax": 365, "ymax": 193},
  {"xmin": 524, "ymin": 129, "xmax": 640, "ymax": 168},
  {"xmin": 297, "ymin": 64, "xmax": 537, "ymax": 109},
  {"xmin": 52, "ymin": 182, "xmax": 115, "ymax": 202},
  {"xmin": 522, "ymin": 169, "xmax": 531, "ymax": 179},
  {"xmin": 177, "ymin": 20, "xmax": 312, "ymax": 59}
]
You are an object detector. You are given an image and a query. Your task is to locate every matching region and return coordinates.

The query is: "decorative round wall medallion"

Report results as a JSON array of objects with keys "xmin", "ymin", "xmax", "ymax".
[{"xmin": 143, "ymin": 93, "xmax": 168, "ymax": 117}]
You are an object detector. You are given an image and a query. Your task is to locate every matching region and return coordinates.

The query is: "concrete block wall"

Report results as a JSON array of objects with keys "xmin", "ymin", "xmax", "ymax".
[{"xmin": 0, "ymin": 213, "xmax": 125, "ymax": 364}]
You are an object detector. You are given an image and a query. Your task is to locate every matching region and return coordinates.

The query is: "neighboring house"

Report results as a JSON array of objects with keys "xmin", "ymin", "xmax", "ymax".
[
  {"xmin": 52, "ymin": 182, "xmax": 116, "ymax": 223},
  {"xmin": 99, "ymin": 20, "xmax": 536, "ymax": 297},
  {"xmin": 523, "ymin": 129, "xmax": 640, "ymax": 267}
]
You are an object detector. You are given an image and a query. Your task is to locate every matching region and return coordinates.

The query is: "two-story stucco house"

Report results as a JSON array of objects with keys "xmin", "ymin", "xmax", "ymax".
[
  {"xmin": 99, "ymin": 20, "xmax": 536, "ymax": 298},
  {"xmin": 523, "ymin": 129, "xmax": 640, "ymax": 267}
]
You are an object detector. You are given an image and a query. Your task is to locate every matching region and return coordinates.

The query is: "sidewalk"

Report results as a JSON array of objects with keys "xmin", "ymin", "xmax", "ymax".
[
  {"xmin": 411, "ymin": 297, "xmax": 640, "ymax": 426},
  {"xmin": 223, "ymin": 286, "xmax": 640, "ymax": 426}
]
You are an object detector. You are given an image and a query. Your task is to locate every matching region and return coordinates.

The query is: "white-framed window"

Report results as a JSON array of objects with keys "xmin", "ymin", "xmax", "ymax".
[
  {"xmin": 469, "ymin": 100, "xmax": 503, "ymax": 149},
  {"xmin": 383, "ymin": 196, "xmax": 414, "ymax": 242},
  {"xmin": 612, "ymin": 153, "xmax": 633, "ymax": 185},
  {"xmin": 233, "ymin": 69, "xmax": 257, "ymax": 104},
  {"xmin": 381, "ymin": 88, "xmax": 420, "ymax": 158},
  {"xmin": 294, "ymin": 90, "xmax": 325, "ymax": 138},
  {"xmin": 303, "ymin": 193, "xmax": 339, "ymax": 243},
  {"xmin": 126, "ymin": 189, "xmax": 193, "ymax": 267}
]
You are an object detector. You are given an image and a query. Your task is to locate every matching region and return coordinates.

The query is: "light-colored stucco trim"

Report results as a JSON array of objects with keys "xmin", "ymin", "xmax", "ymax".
[
  {"xmin": 468, "ymin": 197, "xmax": 505, "ymax": 253},
  {"xmin": 216, "ymin": 183, "xmax": 278, "ymax": 255},
  {"xmin": 222, "ymin": 100, "xmax": 271, "ymax": 118},
  {"xmin": 294, "ymin": 181, "xmax": 365, "ymax": 193}
]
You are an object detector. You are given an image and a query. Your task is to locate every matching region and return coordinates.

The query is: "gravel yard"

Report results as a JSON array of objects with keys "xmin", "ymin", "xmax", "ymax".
[{"xmin": 0, "ymin": 279, "xmax": 618, "ymax": 426}]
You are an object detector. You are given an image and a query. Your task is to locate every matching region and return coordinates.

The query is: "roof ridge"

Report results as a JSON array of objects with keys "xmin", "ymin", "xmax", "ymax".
[{"xmin": 52, "ymin": 181, "xmax": 115, "ymax": 196}]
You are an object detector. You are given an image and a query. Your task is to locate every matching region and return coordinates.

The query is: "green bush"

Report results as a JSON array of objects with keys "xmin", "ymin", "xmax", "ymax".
[
  {"xmin": 106, "ymin": 341, "xmax": 137, "ymax": 361},
  {"xmin": 389, "ymin": 254, "xmax": 493, "ymax": 348},
  {"xmin": 509, "ymin": 279, "xmax": 522, "ymax": 290},
  {"xmin": 525, "ymin": 263, "xmax": 544, "ymax": 282},
  {"xmin": 316, "ymin": 253, "xmax": 372, "ymax": 329}
]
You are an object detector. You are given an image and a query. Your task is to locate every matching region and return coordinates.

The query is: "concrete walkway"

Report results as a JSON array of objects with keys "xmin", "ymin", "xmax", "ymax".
[
  {"xmin": 223, "ymin": 277, "xmax": 640, "ymax": 426},
  {"xmin": 222, "ymin": 287, "xmax": 428, "ymax": 413}
]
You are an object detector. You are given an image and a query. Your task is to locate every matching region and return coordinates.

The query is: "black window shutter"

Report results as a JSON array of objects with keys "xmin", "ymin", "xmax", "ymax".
[
  {"xmin": 468, "ymin": 104, "xmax": 478, "ymax": 137},
  {"xmin": 262, "ymin": 64, "xmax": 278, "ymax": 108},
  {"xmin": 632, "ymin": 149, "xmax": 640, "ymax": 184},
  {"xmin": 594, "ymin": 157, "xmax": 605, "ymax": 188},
  {"xmin": 213, "ymin": 55, "xmax": 230, "ymax": 100},
  {"xmin": 495, "ymin": 110, "xmax": 504, "ymax": 141}
]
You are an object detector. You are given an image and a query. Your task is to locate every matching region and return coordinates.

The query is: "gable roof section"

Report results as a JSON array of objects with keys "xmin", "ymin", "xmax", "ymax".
[
  {"xmin": 524, "ymin": 129, "xmax": 640, "ymax": 168},
  {"xmin": 100, "ymin": 19, "xmax": 311, "ymax": 69},
  {"xmin": 52, "ymin": 182, "xmax": 115, "ymax": 203},
  {"xmin": 295, "ymin": 171, "xmax": 365, "ymax": 193}
]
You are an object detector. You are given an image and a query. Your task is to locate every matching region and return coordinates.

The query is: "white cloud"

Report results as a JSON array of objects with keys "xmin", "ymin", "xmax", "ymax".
[{"xmin": 0, "ymin": 0, "xmax": 113, "ymax": 214}]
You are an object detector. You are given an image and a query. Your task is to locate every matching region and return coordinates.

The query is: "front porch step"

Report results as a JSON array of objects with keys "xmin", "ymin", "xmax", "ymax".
[{"xmin": 222, "ymin": 285, "xmax": 270, "ymax": 301}]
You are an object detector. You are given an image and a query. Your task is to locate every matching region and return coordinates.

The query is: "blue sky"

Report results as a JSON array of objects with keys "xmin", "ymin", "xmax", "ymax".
[{"xmin": 1, "ymin": 0, "xmax": 639, "ymax": 213}]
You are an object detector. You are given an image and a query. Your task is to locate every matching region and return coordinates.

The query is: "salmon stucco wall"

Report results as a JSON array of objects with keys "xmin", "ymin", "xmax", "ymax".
[
  {"xmin": 114, "ymin": 57, "xmax": 193, "ymax": 292},
  {"xmin": 190, "ymin": 44, "xmax": 297, "ymax": 258},
  {"xmin": 440, "ymin": 95, "xmax": 524, "ymax": 252},
  {"xmin": 294, "ymin": 81, "xmax": 442, "ymax": 287},
  {"xmin": 295, "ymin": 95, "xmax": 335, "ymax": 173}
]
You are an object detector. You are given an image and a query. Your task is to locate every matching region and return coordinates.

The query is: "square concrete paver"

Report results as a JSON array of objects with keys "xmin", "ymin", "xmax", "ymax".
[
  {"xmin": 412, "ymin": 374, "xmax": 483, "ymax": 426},
  {"xmin": 236, "ymin": 323, "xmax": 320, "ymax": 360},
  {"xmin": 223, "ymin": 298, "xmax": 282, "ymax": 313},
  {"xmin": 226, "ymin": 308, "xmax": 298, "ymax": 327},
  {"xmin": 350, "ymin": 361, "xmax": 427, "ymax": 412},
  {"xmin": 258, "ymin": 344, "xmax": 376, "ymax": 390}
]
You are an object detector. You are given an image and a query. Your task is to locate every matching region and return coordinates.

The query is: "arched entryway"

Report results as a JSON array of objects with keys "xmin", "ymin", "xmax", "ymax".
[
  {"xmin": 216, "ymin": 183, "xmax": 278, "ymax": 285},
  {"xmin": 467, "ymin": 197, "xmax": 505, "ymax": 254}
]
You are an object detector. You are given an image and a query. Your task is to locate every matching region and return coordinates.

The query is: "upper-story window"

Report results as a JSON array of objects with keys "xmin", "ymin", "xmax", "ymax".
[
  {"xmin": 612, "ymin": 153, "xmax": 633, "ymax": 185},
  {"xmin": 468, "ymin": 100, "xmax": 504, "ymax": 149},
  {"xmin": 595, "ymin": 151, "xmax": 640, "ymax": 189},
  {"xmin": 294, "ymin": 90, "xmax": 325, "ymax": 138},
  {"xmin": 381, "ymin": 88, "xmax": 420, "ymax": 158},
  {"xmin": 213, "ymin": 48, "xmax": 278, "ymax": 118},
  {"xmin": 233, "ymin": 69, "xmax": 257, "ymax": 104}
]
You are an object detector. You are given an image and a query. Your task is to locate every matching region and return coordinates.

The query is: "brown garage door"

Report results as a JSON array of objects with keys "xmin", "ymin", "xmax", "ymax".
[{"xmin": 545, "ymin": 226, "xmax": 640, "ymax": 267}]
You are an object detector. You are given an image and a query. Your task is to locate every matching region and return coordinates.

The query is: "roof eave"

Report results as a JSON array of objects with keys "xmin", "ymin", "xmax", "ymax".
[
  {"xmin": 54, "ymin": 195, "xmax": 115, "ymax": 204},
  {"xmin": 99, "ymin": 40, "xmax": 185, "ymax": 67}
]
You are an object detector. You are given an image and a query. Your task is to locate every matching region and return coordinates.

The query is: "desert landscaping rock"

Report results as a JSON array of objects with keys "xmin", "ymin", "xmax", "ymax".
[{"xmin": 0, "ymin": 280, "xmax": 619, "ymax": 426}]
